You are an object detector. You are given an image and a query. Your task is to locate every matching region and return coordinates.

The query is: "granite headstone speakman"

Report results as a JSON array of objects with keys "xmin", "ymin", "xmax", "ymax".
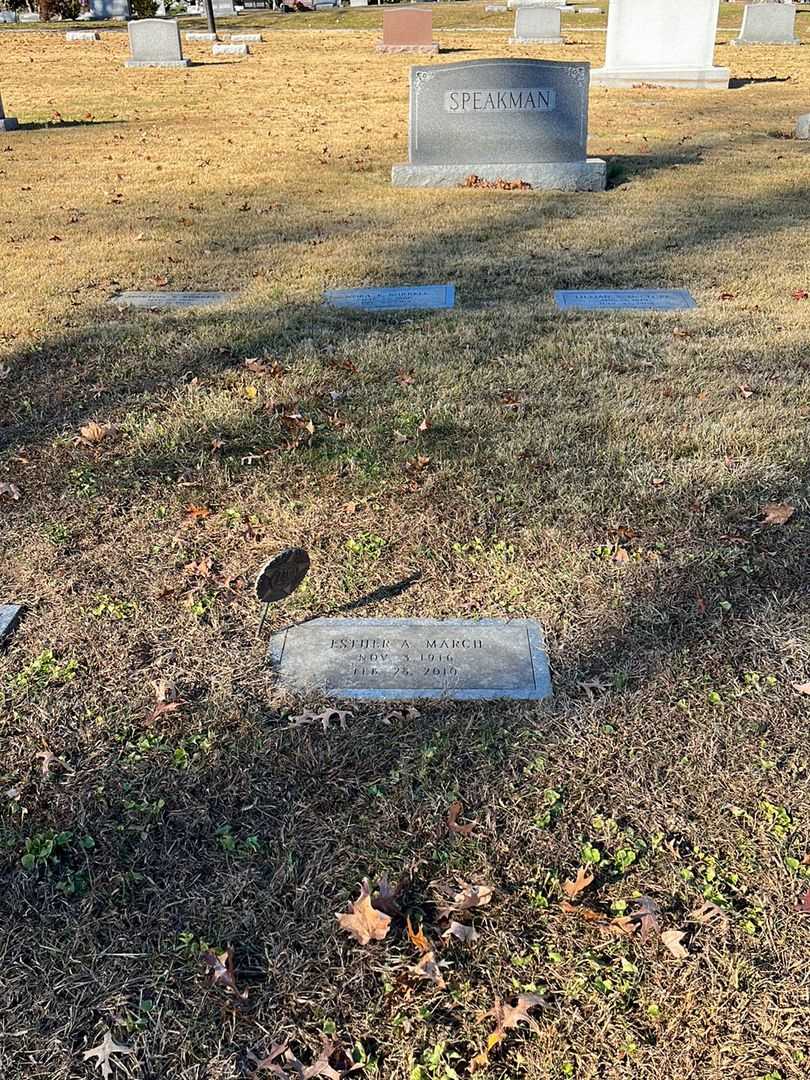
[
  {"xmin": 125, "ymin": 20, "xmax": 190, "ymax": 68},
  {"xmin": 509, "ymin": 5, "xmax": 564, "ymax": 44},
  {"xmin": 377, "ymin": 7, "xmax": 439, "ymax": 54},
  {"xmin": 555, "ymin": 288, "xmax": 697, "ymax": 311},
  {"xmin": 109, "ymin": 291, "xmax": 233, "ymax": 309},
  {"xmin": 0, "ymin": 92, "xmax": 19, "ymax": 133},
  {"xmin": 733, "ymin": 2, "xmax": 799, "ymax": 44},
  {"xmin": 392, "ymin": 58, "xmax": 605, "ymax": 190},
  {"xmin": 592, "ymin": 0, "xmax": 730, "ymax": 89},
  {"xmin": 269, "ymin": 618, "xmax": 553, "ymax": 702}
]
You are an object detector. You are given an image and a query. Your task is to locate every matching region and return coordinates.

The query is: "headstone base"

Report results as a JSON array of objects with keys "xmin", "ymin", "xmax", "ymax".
[
  {"xmin": 213, "ymin": 42, "xmax": 250, "ymax": 55},
  {"xmin": 66, "ymin": 30, "xmax": 101, "ymax": 40},
  {"xmin": 731, "ymin": 36, "xmax": 798, "ymax": 45},
  {"xmin": 124, "ymin": 58, "xmax": 191, "ymax": 67},
  {"xmin": 508, "ymin": 33, "xmax": 563, "ymax": 42},
  {"xmin": 0, "ymin": 117, "xmax": 19, "ymax": 132},
  {"xmin": 392, "ymin": 158, "xmax": 606, "ymax": 191},
  {"xmin": 591, "ymin": 66, "xmax": 730, "ymax": 89},
  {"xmin": 376, "ymin": 42, "xmax": 440, "ymax": 53}
]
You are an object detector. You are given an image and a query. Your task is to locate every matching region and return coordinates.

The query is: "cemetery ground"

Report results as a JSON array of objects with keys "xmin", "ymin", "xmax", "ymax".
[{"xmin": 1, "ymin": 9, "xmax": 810, "ymax": 1080}]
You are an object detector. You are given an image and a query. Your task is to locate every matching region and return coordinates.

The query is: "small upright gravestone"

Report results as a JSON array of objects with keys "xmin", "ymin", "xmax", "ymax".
[
  {"xmin": 377, "ymin": 7, "xmax": 439, "ymax": 54},
  {"xmin": 392, "ymin": 58, "xmax": 605, "ymax": 191},
  {"xmin": 509, "ymin": 5, "xmax": 564, "ymax": 44},
  {"xmin": 592, "ymin": 0, "xmax": 730, "ymax": 89},
  {"xmin": 733, "ymin": 3, "xmax": 799, "ymax": 44},
  {"xmin": 0, "ymin": 92, "xmax": 18, "ymax": 133},
  {"xmin": 212, "ymin": 0, "xmax": 236, "ymax": 12},
  {"xmin": 797, "ymin": 113, "xmax": 810, "ymax": 139},
  {"xmin": 125, "ymin": 20, "xmax": 190, "ymax": 68}
]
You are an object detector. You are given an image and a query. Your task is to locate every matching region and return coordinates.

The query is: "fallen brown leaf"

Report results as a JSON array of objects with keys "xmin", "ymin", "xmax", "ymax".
[
  {"xmin": 78, "ymin": 420, "xmax": 110, "ymax": 446},
  {"xmin": 406, "ymin": 915, "xmax": 430, "ymax": 954},
  {"xmin": 761, "ymin": 502, "xmax": 796, "ymax": 526},
  {"xmin": 437, "ymin": 878, "xmax": 494, "ymax": 919},
  {"xmin": 633, "ymin": 896, "xmax": 662, "ymax": 941},
  {"xmin": 447, "ymin": 800, "xmax": 476, "ymax": 837},
  {"xmin": 83, "ymin": 1032, "xmax": 134, "ymax": 1080},
  {"xmin": 184, "ymin": 504, "xmax": 210, "ymax": 522},
  {"xmin": 442, "ymin": 920, "xmax": 478, "ymax": 944},
  {"xmin": 796, "ymin": 889, "xmax": 810, "ymax": 914},
  {"xmin": 661, "ymin": 929, "xmax": 689, "ymax": 958},
  {"xmin": 336, "ymin": 879, "xmax": 392, "ymax": 945},
  {"xmin": 688, "ymin": 901, "xmax": 728, "ymax": 926},
  {"xmin": 791, "ymin": 682, "xmax": 810, "ymax": 696},
  {"xmin": 792, "ymin": 288, "xmax": 809, "ymax": 301},
  {"xmin": 0, "ymin": 482, "xmax": 21, "ymax": 501},
  {"xmin": 201, "ymin": 946, "xmax": 247, "ymax": 999},
  {"xmin": 412, "ymin": 950, "xmax": 446, "ymax": 989},
  {"xmin": 471, "ymin": 993, "xmax": 544, "ymax": 1071},
  {"xmin": 289, "ymin": 708, "xmax": 352, "ymax": 732},
  {"xmin": 562, "ymin": 867, "xmax": 594, "ymax": 900}
]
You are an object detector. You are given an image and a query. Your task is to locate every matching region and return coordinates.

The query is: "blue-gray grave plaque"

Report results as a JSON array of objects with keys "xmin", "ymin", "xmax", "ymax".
[
  {"xmin": 109, "ymin": 291, "xmax": 233, "ymax": 309},
  {"xmin": 269, "ymin": 617, "xmax": 552, "ymax": 701},
  {"xmin": 392, "ymin": 59, "xmax": 605, "ymax": 190},
  {"xmin": 323, "ymin": 284, "xmax": 455, "ymax": 312},
  {"xmin": 0, "ymin": 604, "xmax": 23, "ymax": 645},
  {"xmin": 554, "ymin": 289, "xmax": 697, "ymax": 311}
]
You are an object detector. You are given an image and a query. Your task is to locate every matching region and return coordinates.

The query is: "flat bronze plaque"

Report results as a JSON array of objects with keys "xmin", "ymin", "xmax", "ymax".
[{"xmin": 269, "ymin": 617, "xmax": 552, "ymax": 701}]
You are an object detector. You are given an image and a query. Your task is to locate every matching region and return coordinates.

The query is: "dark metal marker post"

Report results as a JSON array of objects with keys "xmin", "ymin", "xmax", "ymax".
[
  {"xmin": 255, "ymin": 548, "xmax": 311, "ymax": 637},
  {"xmin": 203, "ymin": 0, "xmax": 218, "ymax": 37}
]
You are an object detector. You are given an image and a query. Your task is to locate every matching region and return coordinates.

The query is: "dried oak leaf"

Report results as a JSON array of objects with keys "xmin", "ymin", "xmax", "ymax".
[
  {"xmin": 290, "ymin": 708, "xmax": 352, "ymax": 732},
  {"xmin": 796, "ymin": 889, "xmax": 810, "ymax": 914},
  {"xmin": 83, "ymin": 1032, "xmax": 134, "ymax": 1080},
  {"xmin": 78, "ymin": 420, "xmax": 110, "ymax": 446},
  {"xmin": 412, "ymin": 950, "xmax": 446, "ymax": 990},
  {"xmin": 184, "ymin": 503, "xmax": 210, "ymax": 522},
  {"xmin": 336, "ymin": 879, "xmax": 392, "ymax": 944},
  {"xmin": 406, "ymin": 915, "xmax": 430, "ymax": 954},
  {"xmin": 471, "ymin": 994, "xmax": 544, "ymax": 1071},
  {"xmin": 791, "ymin": 682, "xmax": 810, "ymax": 697},
  {"xmin": 689, "ymin": 901, "xmax": 727, "ymax": 926},
  {"xmin": 437, "ymin": 878, "xmax": 494, "ymax": 919},
  {"xmin": 0, "ymin": 482, "xmax": 21, "ymax": 501},
  {"xmin": 443, "ymin": 920, "xmax": 478, "ymax": 945},
  {"xmin": 792, "ymin": 288, "xmax": 809, "ymax": 301},
  {"xmin": 661, "ymin": 929, "xmax": 689, "ymax": 959},
  {"xmin": 761, "ymin": 502, "xmax": 796, "ymax": 526},
  {"xmin": 562, "ymin": 867, "xmax": 594, "ymax": 900},
  {"xmin": 201, "ymin": 946, "xmax": 247, "ymax": 999},
  {"xmin": 633, "ymin": 896, "xmax": 662, "ymax": 941},
  {"xmin": 447, "ymin": 800, "xmax": 476, "ymax": 837}
]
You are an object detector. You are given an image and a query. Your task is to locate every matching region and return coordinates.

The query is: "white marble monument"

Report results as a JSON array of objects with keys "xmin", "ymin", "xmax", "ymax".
[{"xmin": 592, "ymin": 0, "xmax": 730, "ymax": 90}]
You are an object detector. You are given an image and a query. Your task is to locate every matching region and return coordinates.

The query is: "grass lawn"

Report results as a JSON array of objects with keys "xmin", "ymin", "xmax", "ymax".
[{"xmin": 1, "ymin": 8, "xmax": 809, "ymax": 1079}]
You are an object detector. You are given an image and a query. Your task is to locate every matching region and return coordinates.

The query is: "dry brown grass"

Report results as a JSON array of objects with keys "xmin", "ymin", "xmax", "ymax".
[{"xmin": 1, "ymin": 9, "xmax": 810, "ymax": 1080}]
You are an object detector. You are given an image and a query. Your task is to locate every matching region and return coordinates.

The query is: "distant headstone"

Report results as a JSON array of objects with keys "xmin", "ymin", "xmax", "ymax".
[
  {"xmin": 592, "ymin": 0, "xmax": 730, "ymax": 89},
  {"xmin": 269, "ymin": 618, "xmax": 552, "ymax": 701},
  {"xmin": 0, "ymin": 10, "xmax": 17, "ymax": 21},
  {"xmin": 212, "ymin": 0, "xmax": 236, "ymax": 12},
  {"xmin": 90, "ymin": 0, "xmax": 130, "ymax": 17},
  {"xmin": 231, "ymin": 32, "xmax": 262, "ymax": 41},
  {"xmin": 733, "ymin": 2, "xmax": 798, "ymax": 43},
  {"xmin": 66, "ymin": 30, "xmax": 101, "ymax": 40},
  {"xmin": 350, "ymin": 0, "xmax": 369, "ymax": 6},
  {"xmin": 324, "ymin": 284, "xmax": 456, "ymax": 311},
  {"xmin": 508, "ymin": 0, "xmax": 563, "ymax": 7},
  {"xmin": 0, "ymin": 92, "xmax": 18, "ymax": 133},
  {"xmin": 0, "ymin": 604, "xmax": 23, "ymax": 645},
  {"xmin": 125, "ymin": 19, "xmax": 190, "ymax": 67},
  {"xmin": 485, "ymin": 4, "xmax": 508, "ymax": 10},
  {"xmin": 797, "ymin": 113, "xmax": 810, "ymax": 139},
  {"xmin": 186, "ymin": 31, "xmax": 219, "ymax": 40},
  {"xmin": 555, "ymin": 288, "xmax": 697, "ymax": 310},
  {"xmin": 392, "ymin": 59, "xmax": 606, "ymax": 191},
  {"xmin": 377, "ymin": 7, "xmax": 439, "ymax": 53},
  {"xmin": 213, "ymin": 42, "xmax": 250, "ymax": 54},
  {"xmin": 509, "ymin": 5, "xmax": 563, "ymax": 42},
  {"xmin": 110, "ymin": 290, "xmax": 233, "ymax": 308},
  {"xmin": 18, "ymin": 11, "xmax": 41, "ymax": 21}
]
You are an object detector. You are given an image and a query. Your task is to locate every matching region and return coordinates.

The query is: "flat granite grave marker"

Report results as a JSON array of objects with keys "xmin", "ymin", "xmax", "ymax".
[
  {"xmin": 110, "ymin": 290, "xmax": 233, "ymax": 309},
  {"xmin": 0, "ymin": 93, "xmax": 19, "ymax": 133},
  {"xmin": 509, "ymin": 5, "xmax": 563, "ymax": 42},
  {"xmin": 231, "ymin": 33, "xmax": 263, "ymax": 42},
  {"xmin": 269, "ymin": 618, "xmax": 552, "ymax": 701},
  {"xmin": 66, "ymin": 30, "xmax": 101, "ymax": 40},
  {"xmin": 733, "ymin": 2, "xmax": 799, "ymax": 44},
  {"xmin": 592, "ymin": 0, "xmax": 730, "ymax": 89},
  {"xmin": 125, "ymin": 19, "xmax": 190, "ymax": 68},
  {"xmin": 555, "ymin": 288, "xmax": 697, "ymax": 311},
  {"xmin": 392, "ymin": 58, "xmax": 605, "ymax": 190},
  {"xmin": 0, "ymin": 604, "xmax": 23, "ymax": 645},
  {"xmin": 377, "ymin": 7, "xmax": 439, "ymax": 54},
  {"xmin": 186, "ymin": 31, "xmax": 219, "ymax": 41},
  {"xmin": 213, "ymin": 42, "xmax": 250, "ymax": 55},
  {"xmin": 324, "ymin": 284, "xmax": 456, "ymax": 311}
]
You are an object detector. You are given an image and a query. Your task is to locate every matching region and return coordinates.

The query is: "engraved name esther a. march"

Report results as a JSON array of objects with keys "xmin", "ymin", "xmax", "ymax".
[{"xmin": 444, "ymin": 87, "xmax": 557, "ymax": 113}]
